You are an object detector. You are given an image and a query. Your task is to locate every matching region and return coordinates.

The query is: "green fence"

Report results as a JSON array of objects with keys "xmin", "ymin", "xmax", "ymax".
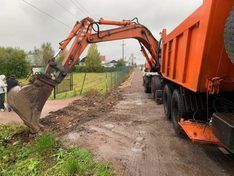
[{"xmin": 53, "ymin": 67, "xmax": 132, "ymax": 99}]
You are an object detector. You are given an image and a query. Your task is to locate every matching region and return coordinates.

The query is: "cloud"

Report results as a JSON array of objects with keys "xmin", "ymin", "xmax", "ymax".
[{"xmin": 0, "ymin": 0, "xmax": 202, "ymax": 64}]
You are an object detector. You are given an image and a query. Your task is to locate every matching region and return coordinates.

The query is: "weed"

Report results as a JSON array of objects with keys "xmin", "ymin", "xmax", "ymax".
[
  {"xmin": 0, "ymin": 125, "xmax": 115, "ymax": 176},
  {"xmin": 34, "ymin": 133, "xmax": 58, "ymax": 154}
]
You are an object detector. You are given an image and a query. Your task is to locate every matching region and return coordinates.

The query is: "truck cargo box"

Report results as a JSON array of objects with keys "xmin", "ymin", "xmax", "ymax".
[{"xmin": 161, "ymin": 0, "xmax": 234, "ymax": 93}]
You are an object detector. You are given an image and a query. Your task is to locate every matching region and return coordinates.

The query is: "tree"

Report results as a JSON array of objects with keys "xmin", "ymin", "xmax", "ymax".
[
  {"xmin": 41, "ymin": 42, "xmax": 55, "ymax": 66},
  {"xmin": 115, "ymin": 58, "xmax": 126, "ymax": 67},
  {"xmin": 0, "ymin": 47, "xmax": 30, "ymax": 78},
  {"xmin": 30, "ymin": 42, "xmax": 55, "ymax": 66},
  {"xmin": 57, "ymin": 49, "xmax": 68, "ymax": 64},
  {"xmin": 85, "ymin": 44, "xmax": 101, "ymax": 68}
]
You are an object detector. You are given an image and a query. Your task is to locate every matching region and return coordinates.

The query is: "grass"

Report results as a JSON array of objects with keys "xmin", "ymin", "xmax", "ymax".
[
  {"xmin": 0, "ymin": 124, "xmax": 116, "ymax": 176},
  {"xmin": 19, "ymin": 71, "xmax": 131, "ymax": 100}
]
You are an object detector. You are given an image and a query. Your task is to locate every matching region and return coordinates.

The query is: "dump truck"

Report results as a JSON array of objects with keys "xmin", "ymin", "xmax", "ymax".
[{"xmin": 146, "ymin": 0, "xmax": 234, "ymax": 152}]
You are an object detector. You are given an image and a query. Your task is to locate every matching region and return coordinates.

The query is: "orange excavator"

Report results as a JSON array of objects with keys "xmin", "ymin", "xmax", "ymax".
[{"xmin": 8, "ymin": 17, "xmax": 159, "ymax": 133}]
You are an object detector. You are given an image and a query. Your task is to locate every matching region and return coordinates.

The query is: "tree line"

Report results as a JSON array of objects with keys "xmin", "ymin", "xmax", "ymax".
[{"xmin": 0, "ymin": 42, "xmax": 126, "ymax": 78}]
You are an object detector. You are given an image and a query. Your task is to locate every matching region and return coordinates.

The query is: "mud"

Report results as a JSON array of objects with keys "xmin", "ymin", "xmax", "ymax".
[
  {"xmin": 41, "ymin": 88, "xmax": 122, "ymax": 135},
  {"xmin": 40, "ymin": 69, "xmax": 234, "ymax": 175}
]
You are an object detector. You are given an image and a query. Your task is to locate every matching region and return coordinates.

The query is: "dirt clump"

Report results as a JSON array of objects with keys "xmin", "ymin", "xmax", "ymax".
[{"xmin": 40, "ymin": 89, "xmax": 122, "ymax": 135}]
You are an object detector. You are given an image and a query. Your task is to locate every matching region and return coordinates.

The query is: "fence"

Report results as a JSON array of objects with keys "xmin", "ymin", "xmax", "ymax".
[{"xmin": 53, "ymin": 67, "xmax": 132, "ymax": 99}]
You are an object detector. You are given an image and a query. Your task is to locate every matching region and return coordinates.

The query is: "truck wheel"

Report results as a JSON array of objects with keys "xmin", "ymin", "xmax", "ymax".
[
  {"xmin": 224, "ymin": 9, "xmax": 234, "ymax": 63},
  {"xmin": 151, "ymin": 76, "xmax": 156, "ymax": 98},
  {"xmin": 155, "ymin": 75, "xmax": 163, "ymax": 105},
  {"xmin": 155, "ymin": 90, "xmax": 163, "ymax": 105},
  {"xmin": 171, "ymin": 89, "xmax": 185, "ymax": 135},
  {"xmin": 163, "ymin": 84, "xmax": 173, "ymax": 119},
  {"xmin": 144, "ymin": 76, "xmax": 151, "ymax": 93}
]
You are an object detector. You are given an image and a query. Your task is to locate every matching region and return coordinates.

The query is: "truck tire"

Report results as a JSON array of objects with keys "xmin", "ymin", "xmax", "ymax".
[
  {"xmin": 224, "ymin": 9, "xmax": 234, "ymax": 63},
  {"xmin": 151, "ymin": 76, "xmax": 156, "ymax": 98},
  {"xmin": 163, "ymin": 84, "xmax": 173, "ymax": 119},
  {"xmin": 171, "ymin": 89, "xmax": 185, "ymax": 135},
  {"xmin": 155, "ymin": 75, "xmax": 163, "ymax": 105},
  {"xmin": 144, "ymin": 76, "xmax": 151, "ymax": 93}
]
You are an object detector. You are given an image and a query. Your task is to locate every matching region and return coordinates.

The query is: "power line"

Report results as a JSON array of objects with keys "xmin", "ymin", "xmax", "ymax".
[
  {"xmin": 21, "ymin": 0, "xmax": 71, "ymax": 28},
  {"xmin": 74, "ymin": 0, "xmax": 92, "ymax": 16},
  {"xmin": 70, "ymin": 0, "xmax": 89, "ymax": 17},
  {"xmin": 54, "ymin": 0, "xmax": 78, "ymax": 20},
  {"xmin": 79, "ymin": 0, "xmax": 97, "ymax": 16}
]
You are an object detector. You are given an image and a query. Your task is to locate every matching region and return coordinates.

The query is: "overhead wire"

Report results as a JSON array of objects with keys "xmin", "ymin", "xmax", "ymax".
[
  {"xmin": 54, "ymin": 0, "xmax": 78, "ymax": 20},
  {"xmin": 70, "ymin": 0, "xmax": 89, "ymax": 17},
  {"xmin": 78, "ymin": 0, "xmax": 97, "ymax": 16},
  {"xmin": 74, "ymin": 0, "xmax": 93, "ymax": 16},
  {"xmin": 21, "ymin": 0, "xmax": 71, "ymax": 28}
]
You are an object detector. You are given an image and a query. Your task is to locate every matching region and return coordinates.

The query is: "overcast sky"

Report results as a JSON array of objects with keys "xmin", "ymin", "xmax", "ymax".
[{"xmin": 0, "ymin": 0, "xmax": 203, "ymax": 64}]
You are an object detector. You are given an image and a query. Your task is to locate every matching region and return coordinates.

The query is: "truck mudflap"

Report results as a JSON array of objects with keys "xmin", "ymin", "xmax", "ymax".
[
  {"xmin": 212, "ymin": 113, "xmax": 234, "ymax": 153},
  {"xmin": 179, "ymin": 119, "xmax": 223, "ymax": 147}
]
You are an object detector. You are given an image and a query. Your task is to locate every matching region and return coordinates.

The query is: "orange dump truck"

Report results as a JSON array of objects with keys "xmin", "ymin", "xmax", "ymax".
[{"xmin": 150, "ymin": 0, "xmax": 234, "ymax": 152}]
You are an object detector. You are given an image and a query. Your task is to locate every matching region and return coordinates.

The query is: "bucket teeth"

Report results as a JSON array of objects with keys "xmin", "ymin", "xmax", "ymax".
[{"xmin": 8, "ymin": 79, "xmax": 53, "ymax": 133}]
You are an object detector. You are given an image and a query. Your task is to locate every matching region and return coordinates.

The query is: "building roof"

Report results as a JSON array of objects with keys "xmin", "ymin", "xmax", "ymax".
[
  {"xmin": 100, "ymin": 55, "xmax": 106, "ymax": 62},
  {"xmin": 109, "ymin": 60, "xmax": 117, "ymax": 63}
]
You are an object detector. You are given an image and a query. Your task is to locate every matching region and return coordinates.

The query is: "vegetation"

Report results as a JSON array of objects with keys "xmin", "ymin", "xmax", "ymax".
[
  {"xmin": 115, "ymin": 59, "xmax": 126, "ymax": 67},
  {"xmin": 85, "ymin": 44, "xmax": 102, "ymax": 69},
  {"xmin": 74, "ymin": 65, "xmax": 104, "ymax": 73},
  {"xmin": 0, "ymin": 124, "xmax": 115, "ymax": 176},
  {"xmin": 30, "ymin": 42, "xmax": 55, "ymax": 66},
  {"xmin": 0, "ymin": 47, "xmax": 30, "ymax": 78},
  {"xmin": 57, "ymin": 49, "xmax": 68, "ymax": 64},
  {"xmin": 19, "ymin": 67, "xmax": 131, "ymax": 99}
]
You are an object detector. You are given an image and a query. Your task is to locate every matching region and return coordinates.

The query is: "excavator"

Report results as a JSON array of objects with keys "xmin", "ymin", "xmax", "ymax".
[{"xmin": 8, "ymin": 17, "xmax": 159, "ymax": 133}]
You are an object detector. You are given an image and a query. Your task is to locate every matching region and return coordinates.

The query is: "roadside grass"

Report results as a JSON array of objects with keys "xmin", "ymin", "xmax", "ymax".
[
  {"xmin": 19, "ymin": 72, "xmax": 119, "ymax": 99},
  {"xmin": 0, "ymin": 124, "xmax": 115, "ymax": 176}
]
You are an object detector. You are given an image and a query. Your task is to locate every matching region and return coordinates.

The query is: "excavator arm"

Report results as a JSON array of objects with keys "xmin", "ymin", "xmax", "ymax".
[
  {"xmin": 48, "ymin": 17, "xmax": 159, "ymax": 84},
  {"xmin": 8, "ymin": 17, "xmax": 159, "ymax": 133}
]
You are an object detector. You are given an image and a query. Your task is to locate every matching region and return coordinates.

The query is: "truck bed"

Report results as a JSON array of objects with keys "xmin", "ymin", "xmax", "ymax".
[{"xmin": 161, "ymin": 0, "xmax": 234, "ymax": 93}]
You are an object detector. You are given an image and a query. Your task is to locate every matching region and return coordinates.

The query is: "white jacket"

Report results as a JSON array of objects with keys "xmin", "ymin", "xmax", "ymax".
[{"xmin": 0, "ymin": 75, "xmax": 7, "ymax": 94}]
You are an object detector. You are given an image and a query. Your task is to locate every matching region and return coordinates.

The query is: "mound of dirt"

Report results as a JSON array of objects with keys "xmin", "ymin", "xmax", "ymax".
[{"xmin": 40, "ymin": 89, "xmax": 123, "ymax": 135}]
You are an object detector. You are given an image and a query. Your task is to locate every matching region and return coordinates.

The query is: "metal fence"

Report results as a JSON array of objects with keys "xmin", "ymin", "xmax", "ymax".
[
  {"xmin": 53, "ymin": 67, "xmax": 132, "ymax": 99},
  {"xmin": 54, "ymin": 73, "xmax": 73, "ymax": 99}
]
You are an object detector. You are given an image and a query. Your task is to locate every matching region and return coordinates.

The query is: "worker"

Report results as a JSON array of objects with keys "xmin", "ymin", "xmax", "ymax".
[
  {"xmin": 0, "ymin": 75, "xmax": 7, "ymax": 112},
  {"xmin": 7, "ymin": 75, "xmax": 20, "ymax": 112}
]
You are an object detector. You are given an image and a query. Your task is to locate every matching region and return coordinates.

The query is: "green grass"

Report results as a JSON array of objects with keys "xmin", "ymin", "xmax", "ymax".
[
  {"xmin": 19, "ymin": 70, "xmax": 131, "ymax": 99},
  {"xmin": 0, "ymin": 124, "xmax": 115, "ymax": 176}
]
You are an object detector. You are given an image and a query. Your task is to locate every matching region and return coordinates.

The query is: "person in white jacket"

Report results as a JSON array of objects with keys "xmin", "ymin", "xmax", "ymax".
[{"xmin": 0, "ymin": 75, "xmax": 7, "ymax": 112}]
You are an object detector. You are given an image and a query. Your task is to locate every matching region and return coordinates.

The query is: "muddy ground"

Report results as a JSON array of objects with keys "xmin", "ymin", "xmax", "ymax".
[{"xmin": 41, "ymin": 69, "xmax": 234, "ymax": 176}]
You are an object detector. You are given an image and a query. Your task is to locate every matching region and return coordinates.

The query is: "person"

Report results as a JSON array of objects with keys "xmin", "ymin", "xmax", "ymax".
[
  {"xmin": 0, "ymin": 75, "xmax": 7, "ymax": 112},
  {"xmin": 6, "ymin": 75, "xmax": 20, "ymax": 112}
]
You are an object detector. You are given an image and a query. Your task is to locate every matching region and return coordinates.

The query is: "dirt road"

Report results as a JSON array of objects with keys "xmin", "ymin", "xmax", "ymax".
[
  {"xmin": 58, "ymin": 69, "xmax": 234, "ymax": 176},
  {"xmin": 0, "ymin": 97, "xmax": 79, "ymax": 124},
  {"xmin": 3, "ymin": 69, "xmax": 234, "ymax": 176}
]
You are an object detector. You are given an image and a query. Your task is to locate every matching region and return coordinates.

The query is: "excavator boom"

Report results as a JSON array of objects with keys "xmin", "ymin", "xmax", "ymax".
[{"xmin": 8, "ymin": 17, "xmax": 159, "ymax": 133}]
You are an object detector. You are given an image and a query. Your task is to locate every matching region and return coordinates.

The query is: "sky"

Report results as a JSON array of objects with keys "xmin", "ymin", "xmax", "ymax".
[{"xmin": 0, "ymin": 0, "xmax": 203, "ymax": 64}]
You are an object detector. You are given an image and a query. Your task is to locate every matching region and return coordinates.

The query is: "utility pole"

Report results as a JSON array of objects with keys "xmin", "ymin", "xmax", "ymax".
[{"xmin": 122, "ymin": 40, "xmax": 126, "ymax": 60}]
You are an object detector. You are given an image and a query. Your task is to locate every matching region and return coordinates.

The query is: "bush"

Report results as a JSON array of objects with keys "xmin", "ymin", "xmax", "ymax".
[
  {"xmin": 0, "ymin": 47, "xmax": 30, "ymax": 78},
  {"xmin": 73, "ymin": 66, "xmax": 105, "ymax": 73}
]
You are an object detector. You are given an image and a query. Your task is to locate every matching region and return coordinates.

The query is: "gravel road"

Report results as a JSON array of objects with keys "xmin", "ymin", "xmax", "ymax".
[{"xmin": 61, "ymin": 69, "xmax": 234, "ymax": 176}]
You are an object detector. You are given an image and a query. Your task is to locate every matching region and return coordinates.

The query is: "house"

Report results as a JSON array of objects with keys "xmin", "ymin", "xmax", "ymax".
[{"xmin": 104, "ymin": 60, "xmax": 117, "ymax": 67}]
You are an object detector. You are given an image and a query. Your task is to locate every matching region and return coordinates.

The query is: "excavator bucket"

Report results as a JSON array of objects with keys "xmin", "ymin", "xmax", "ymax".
[{"xmin": 8, "ymin": 79, "xmax": 53, "ymax": 133}]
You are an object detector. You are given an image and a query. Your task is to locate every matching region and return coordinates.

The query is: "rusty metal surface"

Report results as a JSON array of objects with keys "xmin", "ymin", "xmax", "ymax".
[
  {"xmin": 179, "ymin": 120, "xmax": 223, "ymax": 146},
  {"xmin": 8, "ymin": 79, "xmax": 53, "ymax": 133}
]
